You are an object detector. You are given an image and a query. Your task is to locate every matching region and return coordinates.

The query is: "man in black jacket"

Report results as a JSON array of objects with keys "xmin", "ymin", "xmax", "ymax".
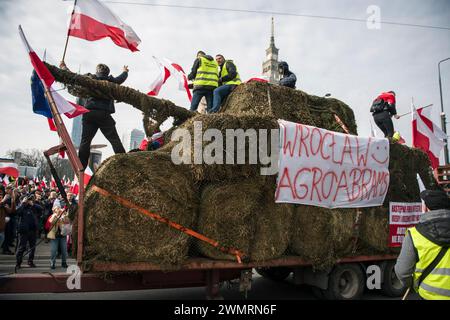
[
  {"xmin": 211, "ymin": 54, "xmax": 241, "ymax": 113},
  {"xmin": 16, "ymin": 195, "xmax": 43, "ymax": 268},
  {"xmin": 60, "ymin": 62, "xmax": 128, "ymax": 169},
  {"xmin": 278, "ymin": 61, "xmax": 297, "ymax": 89}
]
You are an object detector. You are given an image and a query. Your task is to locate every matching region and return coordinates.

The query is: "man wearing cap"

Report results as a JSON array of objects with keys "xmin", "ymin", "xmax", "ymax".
[
  {"xmin": 59, "ymin": 61, "xmax": 128, "ymax": 170},
  {"xmin": 395, "ymin": 189, "xmax": 450, "ymax": 300}
]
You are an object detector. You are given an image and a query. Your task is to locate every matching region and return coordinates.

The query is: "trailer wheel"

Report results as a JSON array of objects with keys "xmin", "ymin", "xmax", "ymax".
[
  {"xmin": 381, "ymin": 261, "xmax": 407, "ymax": 297},
  {"xmin": 255, "ymin": 267, "xmax": 292, "ymax": 282},
  {"xmin": 324, "ymin": 264, "xmax": 365, "ymax": 300}
]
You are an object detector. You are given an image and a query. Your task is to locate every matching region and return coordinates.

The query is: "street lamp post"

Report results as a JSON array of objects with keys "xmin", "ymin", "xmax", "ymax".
[{"xmin": 438, "ymin": 57, "xmax": 450, "ymax": 165}]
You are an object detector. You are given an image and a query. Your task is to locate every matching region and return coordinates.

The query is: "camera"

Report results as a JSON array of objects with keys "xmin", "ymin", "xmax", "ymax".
[{"xmin": 23, "ymin": 195, "xmax": 35, "ymax": 203}]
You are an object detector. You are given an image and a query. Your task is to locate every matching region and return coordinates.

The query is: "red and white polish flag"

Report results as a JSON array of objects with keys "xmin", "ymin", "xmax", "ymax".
[
  {"xmin": 51, "ymin": 89, "xmax": 88, "ymax": 119},
  {"xmin": 50, "ymin": 177, "xmax": 57, "ymax": 189},
  {"xmin": 84, "ymin": 166, "xmax": 93, "ymax": 186},
  {"xmin": 19, "ymin": 26, "xmax": 89, "ymax": 121},
  {"xmin": 68, "ymin": 0, "xmax": 141, "ymax": 52},
  {"xmin": 167, "ymin": 59, "xmax": 193, "ymax": 102},
  {"xmin": 70, "ymin": 174, "xmax": 79, "ymax": 195},
  {"xmin": 41, "ymin": 176, "xmax": 48, "ymax": 189},
  {"xmin": 0, "ymin": 162, "xmax": 19, "ymax": 178},
  {"xmin": 19, "ymin": 26, "xmax": 55, "ymax": 87},
  {"xmin": 1, "ymin": 176, "xmax": 10, "ymax": 187},
  {"xmin": 69, "ymin": 167, "xmax": 93, "ymax": 195},
  {"xmin": 412, "ymin": 105, "xmax": 447, "ymax": 169},
  {"xmin": 148, "ymin": 56, "xmax": 171, "ymax": 96},
  {"xmin": 147, "ymin": 56, "xmax": 192, "ymax": 102}
]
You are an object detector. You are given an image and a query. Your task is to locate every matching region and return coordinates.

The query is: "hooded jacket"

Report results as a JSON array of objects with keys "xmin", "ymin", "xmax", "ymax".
[
  {"xmin": 278, "ymin": 61, "xmax": 297, "ymax": 89},
  {"xmin": 370, "ymin": 92, "xmax": 397, "ymax": 118},
  {"xmin": 395, "ymin": 209, "xmax": 450, "ymax": 287},
  {"xmin": 16, "ymin": 202, "xmax": 43, "ymax": 233},
  {"xmin": 416, "ymin": 209, "xmax": 450, "ymax": 246}
]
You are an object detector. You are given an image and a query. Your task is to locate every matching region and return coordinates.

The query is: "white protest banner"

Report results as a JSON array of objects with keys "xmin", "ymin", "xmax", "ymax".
[
  {"xmin": 389, "ymin": 202, "xmax": 423, "ymax": 247},
  {"xmin": 275, "ymin": 120, "xmax": 390, "ymax": 208}
]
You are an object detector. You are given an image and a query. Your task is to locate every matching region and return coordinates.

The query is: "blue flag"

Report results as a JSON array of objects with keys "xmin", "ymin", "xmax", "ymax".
[{"xmin": 30, "ymin": 70, "xmax": 52, "ymax": 118}]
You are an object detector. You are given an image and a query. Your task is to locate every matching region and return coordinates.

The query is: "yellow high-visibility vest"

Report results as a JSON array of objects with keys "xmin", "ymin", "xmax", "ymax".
[
  {"xmin": 409, "ymin": 227, "xmax": 450, "ymax": 300},
  {"xmin": 194, "ymin": 56, "xmax": 219, "ymax": 87},
  {"xmin": 220, "ymin": 60, "xmax": 241, "ymax": 86}
]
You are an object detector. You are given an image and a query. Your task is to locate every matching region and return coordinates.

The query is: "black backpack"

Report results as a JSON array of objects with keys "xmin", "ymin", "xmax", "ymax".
[{"xmin": 370, "ymin": 98, "xmax": 387, "ymax": 113}]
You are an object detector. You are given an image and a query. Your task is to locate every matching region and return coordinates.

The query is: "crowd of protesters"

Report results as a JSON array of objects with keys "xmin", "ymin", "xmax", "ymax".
[{"xmin": 0, "ymin": 179, "xmax": 77, "ymax": 269}]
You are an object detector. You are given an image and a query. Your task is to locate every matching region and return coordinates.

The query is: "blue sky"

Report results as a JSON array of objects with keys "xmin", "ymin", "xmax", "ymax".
[{"xmin": 0, "ymin": 0, "xmax": 449, "ymax": 162}]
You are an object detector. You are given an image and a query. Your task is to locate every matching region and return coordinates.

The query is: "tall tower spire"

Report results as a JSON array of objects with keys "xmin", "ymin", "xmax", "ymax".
[
  {"xmin": 262, "ymin": 17, "xmax": 280, "ymax": 84},
  {"xmin": 271, "ymin": 16, "xmax": 275, "ymax": 45}
]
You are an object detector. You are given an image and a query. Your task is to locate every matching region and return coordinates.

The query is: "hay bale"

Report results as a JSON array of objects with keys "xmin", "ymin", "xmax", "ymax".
[
  {"xmin": 357, "ymin": 144, "xmax": 439, "ymax": 253},
  {"xmin": 160, "ymin": 113, "xmax": 280, "ymax": 183},
  {"xmin": 290, "ymin": 206, "xmax": 358, "ymax": 269},
  {"xmin": 330, "ymin": 209, "xmax": 360, "ymax": 256},
  {"xmin": 196, "ymin": 176, "xmax": 293, "ymax": 261},
  {"xmin": 221, "ymin": 81, "xmax": 357, "ymax": 134},
  {"xmin": 359, "ymin": 207, "xmax": 390, "ymax": 253},
  {"xmin": 83, "ymin": 152, "xmax": 199, "ymax": 268},
  {"xmin": 77, "ymin": 79, "xmax": 439, "ymax": 268}
]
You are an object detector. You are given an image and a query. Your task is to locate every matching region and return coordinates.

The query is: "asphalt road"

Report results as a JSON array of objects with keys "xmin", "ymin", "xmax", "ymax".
[{"xmin": 0, "ymin": 271, "xmax": 419, "ymax": 300}]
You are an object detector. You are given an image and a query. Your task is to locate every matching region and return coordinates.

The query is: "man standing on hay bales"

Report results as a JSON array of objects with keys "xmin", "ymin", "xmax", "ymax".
[
  {"xmin": 370, "ymin": 90, "xmax": 400, "ymax": 138},
  {"xmin": 211, "ymin": 54, "xmax": 241, "ymax": 113},
  {"xmin": 59, "ymin": 61, "xmax": 128, "ymax": 170},
  {"xmin": 278, "ymin": 61, "xmax": 297, "ymax": 89},
  {"xmin": 395, "ymin": 190, "xmax": 450, "ymax": 300},
  {"xmin": 188, "ymin": 51, "xmax": 219, "ymax": 113}
]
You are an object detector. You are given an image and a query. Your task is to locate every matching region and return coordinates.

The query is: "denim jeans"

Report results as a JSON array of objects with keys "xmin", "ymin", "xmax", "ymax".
[
  {"xmin": 212, "ymin": 85, "xmax": 234, "ymax": 113},
  {"xmin": 190, "ymin": 89, "xmax": 213, "ymax": 112},
  {"xmin": 50, "ymin": 237, "xmax": 67, "ymax": 267},
  {"xmin": 0, "ymin": 232, "xmax": 4, "ymax": 248}
]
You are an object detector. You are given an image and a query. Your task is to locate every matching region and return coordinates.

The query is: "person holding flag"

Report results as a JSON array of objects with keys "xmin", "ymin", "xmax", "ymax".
[
  {"xmin": 60, "ymin": 61, "xmax": 128, "ymax": 170},
  {"xmin": 370, "ymin": 90, "xmax": 400, "ymax": 138}
]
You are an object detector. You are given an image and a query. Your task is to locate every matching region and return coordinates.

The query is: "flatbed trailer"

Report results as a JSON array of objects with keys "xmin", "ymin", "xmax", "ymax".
[
  {"xmin": 0, "ymin": 253, "xmax": 404, "ymax": 299},
  {"xmin": 0, "ymin": 86, "xmax": 410, "ymax": 300}
]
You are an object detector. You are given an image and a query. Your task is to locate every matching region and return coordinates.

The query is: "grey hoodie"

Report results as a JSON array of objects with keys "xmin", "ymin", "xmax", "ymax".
[{"xmin": 394, "ymin": 209, "xmax": 450, "ymax": 287}]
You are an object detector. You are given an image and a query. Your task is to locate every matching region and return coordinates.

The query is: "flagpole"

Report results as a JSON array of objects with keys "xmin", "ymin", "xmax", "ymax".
[
  {"xmin": 43, "ymin": 85, "xmax": 85, "ymax": 265},
  {"xmin": 62, "ymin": 0, "xmax": 77, "ymax": 62},
  {"xmin": 397, "ymin": 104, "xmax": 433, "ymax": 118}
]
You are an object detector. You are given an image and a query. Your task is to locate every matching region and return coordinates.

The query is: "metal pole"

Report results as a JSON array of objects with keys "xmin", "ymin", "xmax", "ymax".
[
  {"xmin": 439, "ymin": 57, "xmax": 450, "ymax": 165},
  {"xmin": 62, "ymin": 0, "xmax": 77, "ymax": 62},
  {"xmin": 398, "ymin": 103, "xmax": 433, "ymax": 118}
]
